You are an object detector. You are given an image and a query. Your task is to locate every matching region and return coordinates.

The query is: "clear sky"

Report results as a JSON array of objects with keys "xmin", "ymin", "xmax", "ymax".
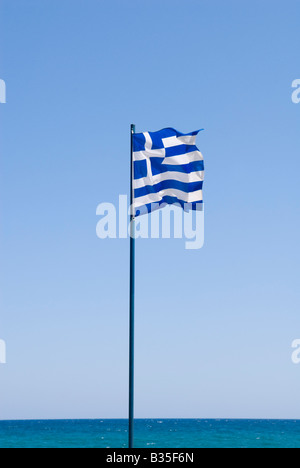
[{"xmin": 0, "ymin": 0, "xmax": 300, "ymax": 420}]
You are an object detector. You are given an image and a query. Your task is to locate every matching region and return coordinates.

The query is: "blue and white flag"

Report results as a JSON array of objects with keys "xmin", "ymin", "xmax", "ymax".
[{"xmin": 132, "ymin": 128, "xmax": 204, "ymax": 216}]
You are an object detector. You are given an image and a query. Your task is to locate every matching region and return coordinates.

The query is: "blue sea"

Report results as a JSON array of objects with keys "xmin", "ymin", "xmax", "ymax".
[{"xmin": 0, "ymin": 419, "xmax": 300, "ymax": 448}]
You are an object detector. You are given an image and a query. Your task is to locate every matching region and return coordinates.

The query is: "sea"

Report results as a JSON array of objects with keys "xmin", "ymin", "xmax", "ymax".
[{"xmin": 0, "ymin": 419, "xmax": 300, "ymax": 449}]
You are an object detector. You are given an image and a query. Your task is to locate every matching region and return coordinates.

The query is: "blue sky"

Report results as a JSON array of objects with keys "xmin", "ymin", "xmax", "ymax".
[{"xmin": 0, "ymin": 0, "xmax": 300, "ymax": 420}]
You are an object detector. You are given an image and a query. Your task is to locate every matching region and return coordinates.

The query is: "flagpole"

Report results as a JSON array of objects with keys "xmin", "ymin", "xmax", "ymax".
[{"xmin": 129, "ymin": 123, "xmax": 136, "ymax": 449}]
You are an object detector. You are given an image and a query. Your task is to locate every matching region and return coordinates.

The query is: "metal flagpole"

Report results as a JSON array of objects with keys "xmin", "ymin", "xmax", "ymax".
[{"xmin": 129, "ymin": 124, "xmax": 136, "ymax": 449}]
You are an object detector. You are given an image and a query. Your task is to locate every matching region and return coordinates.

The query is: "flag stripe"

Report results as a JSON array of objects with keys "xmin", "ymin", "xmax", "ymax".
[
  {"xmin": 165, "ymin": 144, "xmax": 198, "ymax": 158},
  {"xmin": 135, "ymin": 197, "xmax": 203, "ymax": 215},
  {"xmin": 162, "ymin": 135, "xmax": 197, "ymax": 147},
  {"xmin": 134, "ymin": 188, "xmax": 203, "ymax": 208},
  {"xmin": 151, "ymin": 158, "xmax": 204, "ymax": 175},
  {"xmin": 134, "ymin": 180, "xmax": 203, "ymax": 199},
  {"xmin": 162, "ymin": 151, "xmax": 204, "ymax": 166},
  {"xmin": 133, "ymin": 170, "xmax": 204, "ymax": 189}
]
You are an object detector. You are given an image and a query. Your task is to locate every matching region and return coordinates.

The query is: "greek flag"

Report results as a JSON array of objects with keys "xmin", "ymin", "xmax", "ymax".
[{"xmin": 132, "ymin": 128, "xmax": 204, "ymax": 216}]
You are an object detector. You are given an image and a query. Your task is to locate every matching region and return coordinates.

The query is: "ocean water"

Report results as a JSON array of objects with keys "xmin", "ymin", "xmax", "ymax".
[{"xmin": 0, "ymin": 419, "xmax": 300, "ymax": 448}]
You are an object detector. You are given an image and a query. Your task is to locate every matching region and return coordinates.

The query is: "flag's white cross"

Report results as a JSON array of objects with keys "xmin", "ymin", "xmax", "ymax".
[{"xmin": 142, "ymin": 132, "xmax": 164, "ymax": 187}]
